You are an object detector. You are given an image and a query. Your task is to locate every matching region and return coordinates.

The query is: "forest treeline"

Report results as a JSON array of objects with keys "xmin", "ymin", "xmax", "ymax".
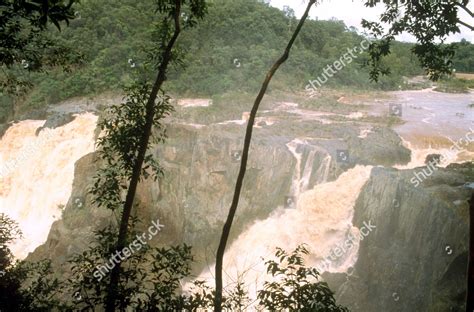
[{"xmin": 4, "ymin": 0, "xmax": 471, "ymax": 116}]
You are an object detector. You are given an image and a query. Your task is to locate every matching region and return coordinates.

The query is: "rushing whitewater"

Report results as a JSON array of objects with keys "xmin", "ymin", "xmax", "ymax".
[
  {"xmin": 193, "ymin": 165, "xmax": 373, "ymax": 303},
  {"xmin": 388, "ymin": 89, "xmax": 474, "ymax": 168},
  {"xmin": 394, "ymin": 137, "xmax": 474, "ymax": 169},
  {"xmin": 0, "ymin": 113, "xmax": 98, "ymax": 259}
]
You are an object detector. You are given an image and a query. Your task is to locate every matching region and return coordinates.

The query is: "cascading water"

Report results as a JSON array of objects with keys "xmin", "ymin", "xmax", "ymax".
[
  {"xmin": 314, "ymin": 153, "xmax": 331, "ymax": 185},
  {"xmin": 388, "ymin": 89, "xmax": 474, "ymax": 169},
  {"xmin": 193, "ymin": 138, "xmax": 373, "ymax": 306},
  {"xmin": 0, "ymin": 113, "xmax": 98, "ymax": 259},
  {"xmin": 394, "ymin": 136, "xmax": 474, "ymax": 170},
  {"xmin": 286, "ymin": 138, "xmax": 332, "ymax": 199},
  {"xmin": 286, "ymin": 139, "xmax": 305, "ymax": 199}
]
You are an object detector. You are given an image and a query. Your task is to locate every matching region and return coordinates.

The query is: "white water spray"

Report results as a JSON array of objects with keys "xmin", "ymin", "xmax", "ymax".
[
  {"xmin": 194, "ymin": 165, "xmax": 372, "ymax": 305},
  {"xmin": 0, "ymin": 113, "xmax": 98, "ymax": 259}
]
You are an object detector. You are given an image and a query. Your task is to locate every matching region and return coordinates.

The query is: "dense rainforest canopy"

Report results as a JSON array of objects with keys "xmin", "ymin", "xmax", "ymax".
[{"xmin": 1, "ymin": 0, "xmax": 473, "ymax": 120}]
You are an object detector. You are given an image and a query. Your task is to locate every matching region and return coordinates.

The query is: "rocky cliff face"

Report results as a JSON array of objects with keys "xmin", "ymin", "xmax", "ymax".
[
  {"xmin": 328, "ymin": 163, "xmax": 473, "ymax": 311},
  {"xmin": 27, "ymin": 95, "xmax": 473, "ymax": 311},
  {"xmin": 29, "ymin": 110, "xmax": 410, "ymax": 270}
]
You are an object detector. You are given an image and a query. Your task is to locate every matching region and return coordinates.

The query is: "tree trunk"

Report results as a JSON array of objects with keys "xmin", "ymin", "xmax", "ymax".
[
  {"xmin": 467, "ymin": 191, "xmax": 474, "ymax": 311},
  {"xmin": 213, "ymin": 1, "xmax": 316, "ymax": 311},
  {"xmin": 104, "ymin": 2, "xmax": 182, "ymax": 311}
]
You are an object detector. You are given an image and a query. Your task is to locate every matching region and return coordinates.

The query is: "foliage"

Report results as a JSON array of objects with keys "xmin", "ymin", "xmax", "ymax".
[
  {"xmin": 0, "ymin": 214, "xmax": 65, "ymax": 311},
  {"xmin": 0, "ymin": 214, "xmax": 205, "ymax": 311},
  {"xmin": 0, "ymin": 213, "xmax": 24, "ymax": 310},
  {"xmin": 0, "ymin": 213, "xmax": 21, "ymax": 269},
  {"xmin": 10, "ymin": 0, "xmax": 431, "ymax": 115},
  {"xmin": 89, "ymin": 1, "xmax": 208, "ymax": 310},
  {"xmin": 362, "ymin": 0, "xmax": 473, "ymax": 81},
  {"xmin": 435, "ymin": 77, "xmax": 474, "ymax": 93},
  {"xmin": 452, "ymin": 39, "xmax": 474, "ymax": 73},
  {"xmin": 66, "ymin": 240, "xmax": 348, "ymax": 311},
  {"xmin": 0, "ymin": 0, "xmax": 78, "ymax": 66},
  {"xmin": 258, "ymin": 245, "xmax": 349, "ymax": 312},
  {"xmin": 0, "ymin": 218, "xmax": 349, "ymax": 311},
  {"xmin": 60, "ymin": 216, "xmax": 252, "ymax": 311},
  {"xmin": 3, "ymin": 0, "xmax": 472, "ymax": 120},
  {"xmin": 66, "ymin": 217, "xmax": 196, "ymax": 311},
  {"xmin": 91, "ymin": 80, "xmax": 173, "ymax": 211},
  {"xmin": 0, "ymin": 0, "xmax": 83, "ymax": 95}
]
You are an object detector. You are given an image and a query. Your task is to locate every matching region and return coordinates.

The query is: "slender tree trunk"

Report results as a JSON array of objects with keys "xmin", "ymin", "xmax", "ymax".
[
  {"xmin": 213, "ymin": 1, "xmax": 317, "ymax": 311},
  {"xmin": 467, "ymin": 192, "xmax": 474, "ymax": 311},
  {"xmin": 104, "ymin": 2, "xmax": 182, "ymax": 311}
]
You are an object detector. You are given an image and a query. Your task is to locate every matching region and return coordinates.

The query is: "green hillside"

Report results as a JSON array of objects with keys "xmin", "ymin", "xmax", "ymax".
[{"xmin": 4, "ymin": 0, "xmax": 473, "ymax": 117}]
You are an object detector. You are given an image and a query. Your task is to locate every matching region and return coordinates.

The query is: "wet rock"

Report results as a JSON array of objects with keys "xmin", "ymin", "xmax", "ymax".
[
  {"xmin": 329, "ymin": 164, "xmax": 473, "ymax": 312},
  {"xmin": 28, "ymin": 122, "xmax": 335, "ymax": 271},
  {"xmin": 425, "ymin": 153, "xmax": 442, "ymax": 165},
  {"xmin": 35, "ymin": 113, "xmax": 76, "ymax": 135},
  {"xmin": 0, "ymin": 123, "xmax": 11, "ymax": 139},
  {"xmin": 347, "ymin": 127, "xmax": 411, "ymax": 167}
]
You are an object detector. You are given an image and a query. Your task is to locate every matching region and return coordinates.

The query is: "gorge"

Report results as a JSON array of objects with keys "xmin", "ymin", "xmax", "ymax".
[{"xmin": 0, "ymin": 89, "xmax": 473, "ymax": 311}]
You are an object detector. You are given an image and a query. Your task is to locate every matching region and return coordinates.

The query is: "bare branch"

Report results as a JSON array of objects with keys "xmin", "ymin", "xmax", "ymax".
[
  {"xmin": 458, "ymin": 18, "xmax": 474, "ymax": 30},
  {"xmin": 456, "ymin": 2, "xmax": 474, "ymax": 18},
  {"xmin": 213, "ymin": 0, "xmax": 317, "ymax": 311}
]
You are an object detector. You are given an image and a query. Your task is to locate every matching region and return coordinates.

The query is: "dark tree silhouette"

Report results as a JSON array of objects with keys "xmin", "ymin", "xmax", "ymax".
[
  {"xmin": 1, "ymin": 0, "xmax": 82, "ymax": 117},
  {"xmin": 363, "ymin": 0, "xmax": 473, "ymax": 81},
  {"xmin": 103, "ymin": 1, "xmax": 207, "ymax": 310},
  {"xmin": 213, "ymin": 1, "xmax": 317, "ymax": 311},
  {"xmin": 468, "ymin": 192, "xmax": 474, "ymax": 311}
]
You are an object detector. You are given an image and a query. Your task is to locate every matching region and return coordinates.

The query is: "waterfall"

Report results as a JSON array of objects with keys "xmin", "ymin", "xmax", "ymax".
[
  {"xmin": 394, "ymin": 136, "xmax": 473, "ymax": 169},
  {"xmin": 314, "ymin": 154, "xmax": 331, "ymax": 184},
  {"xmin": 286, "ymin": 138, "xmax": 332, "ymax": 200},
  {"xmin": 192, "ymin": 165, "xmax": 373, "ymax": 306},
  {"xmin": 0, "ymin": 113, "xmax": 98, "ymax": 259},
  {"xmin": 300, "ymin": 149, "xmax": 316, "ymax": 190},
  {"xmin": 286, "ymin": 139, "xmax": 304, "ymax": 198}
]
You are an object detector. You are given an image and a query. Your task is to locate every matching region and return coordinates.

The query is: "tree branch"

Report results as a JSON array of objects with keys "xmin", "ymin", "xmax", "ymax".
[
  {"xmin": 104, "ymin": 1, "xmax": 182, "ymax": 311},
  {"xmin": 456, "ymin": 2, "xmax": 474, "ymax": 18},
  {"xmin": 458, "ymin": 18, "xmax": 474, "ymax": 30},
  {"xmin": 467, "ymin": 192, "xmax": 474, "ymax": 312},
  {"xmin": 213, "ymin": 1, "xmax": 317, "ymax": 311}
]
